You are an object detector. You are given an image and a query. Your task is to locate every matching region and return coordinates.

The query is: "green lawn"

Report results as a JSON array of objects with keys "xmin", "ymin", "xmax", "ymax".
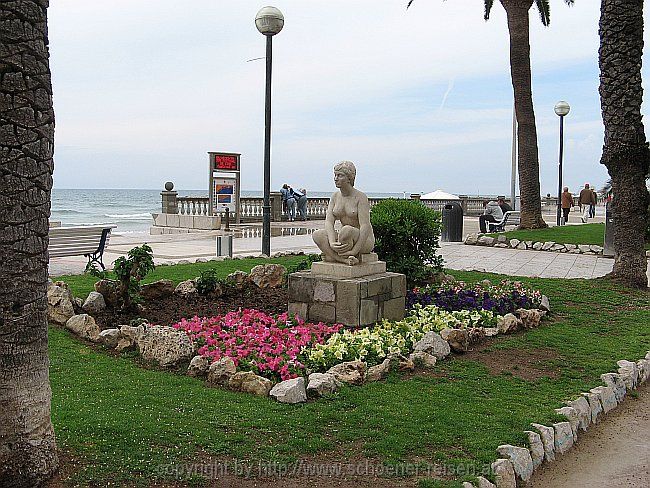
[
  {"xmin": 49, "ymin": 263, "xmax": 650, "ymax": 487},
  {"xmin": 488, "ymin": 222, "xmax": 650, "ymax": 250}
]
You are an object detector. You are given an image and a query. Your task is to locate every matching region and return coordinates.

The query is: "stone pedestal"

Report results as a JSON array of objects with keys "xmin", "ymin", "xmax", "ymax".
[
  {"xmin": 311, "ymin": 252, "xmax": 387, "ymax": 278},
  {"xmin": 288, "ymin": 256, "xmax": 406, "ymax": 327},
  {"xmin": 161, "ymin": 190, "xmax": 178, "ymax": 214}
]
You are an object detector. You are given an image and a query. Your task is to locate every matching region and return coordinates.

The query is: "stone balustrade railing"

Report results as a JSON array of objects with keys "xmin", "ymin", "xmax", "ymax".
[
  {"xmin": 163, "ymin": 191, "xmax": 601, "ymax": 223},
  {"xmin": 240, "ymin": 197, "xmax": 264, "ymax": 220},
  {"xmin": 177, "ymin": 196, "xmax": 210, "ymax": 216},
  {"xmin": 168, "ymin": 195, "xmax": 374, "ymax": 223}
]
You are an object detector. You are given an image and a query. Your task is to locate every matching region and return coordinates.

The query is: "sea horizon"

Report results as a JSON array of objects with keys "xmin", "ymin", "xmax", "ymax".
[{"xmin": 50, "ymin": 188, "xmax": 411, "ymax": 235}]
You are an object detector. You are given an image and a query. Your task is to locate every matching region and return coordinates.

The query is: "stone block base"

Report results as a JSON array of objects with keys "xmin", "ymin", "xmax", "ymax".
[
  {"xmin": 150, "ymin": 226, "xmax": 219, "ymax": 235},
  {"xmin": 288, "ymin": 270, "xmax": 406, "ymax": 328},
  {"xmin": 151, "ymin": 213, "xmax": 221, "ymax": 231}
]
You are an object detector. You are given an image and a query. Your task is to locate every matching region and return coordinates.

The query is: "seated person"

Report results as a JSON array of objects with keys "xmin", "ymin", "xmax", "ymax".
[
  {"xmin": 479, "ymin": 199, "xmax": 504, "ymax": 233},
  {"xmin": 497, "ymin": 196, "xmax": 512, "ymax": 214},
  {"xmin": 313, "ymin": 161, "xmax": 375, "ymax": 266}
]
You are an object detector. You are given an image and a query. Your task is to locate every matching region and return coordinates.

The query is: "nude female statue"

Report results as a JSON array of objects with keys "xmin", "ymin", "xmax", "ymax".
[{"xmin": 312, "ymin": 161, "xmax": 375, "ymax": 265}]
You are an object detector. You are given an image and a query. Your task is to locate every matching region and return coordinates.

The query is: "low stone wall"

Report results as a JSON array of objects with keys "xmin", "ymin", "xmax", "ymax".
[
  {"xmin": 151, "ymin": 213, "xmax": 221, "ymax": 234},
  {"xmin": 465, "ymin": 233, "xmax": 605, "ymax": 255}
]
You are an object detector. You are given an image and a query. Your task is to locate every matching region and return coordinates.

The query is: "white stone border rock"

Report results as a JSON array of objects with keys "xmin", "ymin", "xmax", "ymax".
[
  {"xmin": 464, "ymin": 233, "xmax": 612, "ymax": 256},
  {"xmin": 461, "ymin": 350, "xmax": 650, "ymax": 488}
]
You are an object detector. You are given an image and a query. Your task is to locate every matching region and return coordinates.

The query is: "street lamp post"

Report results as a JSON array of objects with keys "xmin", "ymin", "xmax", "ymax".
[
  {"xmin": 554, "ymin": 101, "xmax": 570, "ymax": 226},
  {"xmin": 255, "ymin": 6, "xmax": 284, "ymax": 256}
]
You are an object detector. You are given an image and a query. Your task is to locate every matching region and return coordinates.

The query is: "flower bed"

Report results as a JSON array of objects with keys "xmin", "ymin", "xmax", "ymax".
[
  {"xmin": 305, "ymin": 305, "xmax": 499, "ymax": 371},
  {"xmin": 174, "ymin": 310, "xmax": 342, "ymax": 381},
  {"xmin": 407, "ymin": 279, "xmax": 541, "ymax": 314},
  {"xmin": 408, "ymin": 304, "xmax": 499, "ymax": 330},
  {"xmin": 165, "ymin": 279, "xmax": 548, "ymax": 402}
]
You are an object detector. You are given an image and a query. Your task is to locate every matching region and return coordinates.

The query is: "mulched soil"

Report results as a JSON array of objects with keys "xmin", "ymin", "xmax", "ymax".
[
  {"xmin": 91, "ymin": 287, "xmax": 289, "ymax": 329},
  {"xmin": 454, "ymin": 342, "xmax": 562, "ymax": 381}
]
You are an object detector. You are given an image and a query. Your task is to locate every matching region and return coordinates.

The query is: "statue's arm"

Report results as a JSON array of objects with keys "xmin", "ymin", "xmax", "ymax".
[
  {"xmin": 325, "ymin": 194, "xmax": 338, "ymax": 245},
  {"xmin": 348, "ymin": 194, "xmax": 372, "ymax": 256}
]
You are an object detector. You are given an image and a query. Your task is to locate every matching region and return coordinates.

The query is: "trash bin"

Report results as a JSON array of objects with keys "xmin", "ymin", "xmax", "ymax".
[
  {"xmin": 216, "ymin": 235, "xmax": 233, "ymax": 257},
  {"xmin": 441, "ymin": 202, "xmax": 463, "ymax": 242},
  {"xmin": 603, "ymin": 201, "xmax": 614, "ymax": 257}
]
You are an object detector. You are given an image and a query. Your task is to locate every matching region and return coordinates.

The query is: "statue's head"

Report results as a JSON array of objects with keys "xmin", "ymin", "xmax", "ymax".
[{"xmin": 334, "ymin": 160, "xmax": 356, "ymax": 187}]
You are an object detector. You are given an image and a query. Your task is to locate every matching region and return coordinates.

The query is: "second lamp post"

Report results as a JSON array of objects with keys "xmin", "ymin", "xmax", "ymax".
[
  {"xmin": 554, "ymin": 100, "xmax": 570, "ymax": 226},
  {"xmin": 255, "ymin": 6, "xmax": 284, "ymax": 256}
]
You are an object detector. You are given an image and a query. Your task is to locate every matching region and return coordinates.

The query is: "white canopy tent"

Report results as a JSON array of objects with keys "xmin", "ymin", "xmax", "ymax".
[{"xmin": 420, "ymin": 190, "xmax": 460, "ymax": 200}]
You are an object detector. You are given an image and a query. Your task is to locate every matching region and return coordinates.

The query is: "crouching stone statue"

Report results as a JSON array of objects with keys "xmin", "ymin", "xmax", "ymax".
[{"xmin": 312, "ymin": 161, "xmax": 375, "ymax": 266}]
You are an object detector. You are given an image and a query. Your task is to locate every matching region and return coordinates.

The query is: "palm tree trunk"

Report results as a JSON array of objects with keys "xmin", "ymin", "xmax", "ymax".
[
  {"xmin": 599, "ymin": 0, "xmax": 650, "ymax": 288},
  {"xmin": 501, "ymin": 0, "xmax": 547, "ymax": 229},
  {"xmin": 0, "ymin": 1, "xmax": 59, "ymax": 485}
]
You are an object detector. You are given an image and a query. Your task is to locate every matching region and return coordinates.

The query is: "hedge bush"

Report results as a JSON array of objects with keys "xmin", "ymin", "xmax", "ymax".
[{"xmin": 370, "ymin": 199, "xmax": 443, "ymax": 284}]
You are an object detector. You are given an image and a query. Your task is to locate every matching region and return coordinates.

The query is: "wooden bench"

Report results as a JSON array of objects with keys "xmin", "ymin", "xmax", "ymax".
[
  {"xmin": 49, "ymin": 224, "xmax": 117, "ymax": 270},
  {"xmin": 488, "ymin": 211, "xmax": 520, "ymax": 232}
]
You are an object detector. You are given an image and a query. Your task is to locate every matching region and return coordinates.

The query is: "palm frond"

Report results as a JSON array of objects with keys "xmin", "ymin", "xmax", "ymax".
[
  {"xmin": 484, "ymin": 0, "xmax": 495, "ymax": 21},
  {"xmin": 406, "ymin": 0, "xmax": 415, "ymax": 9},
  {"xmin": 535, "ymin": 0, "xmax": 551, "ymax": 26},
  {"xmin": 599, "ymin": 179, "xmax": 612, "ymax": 198}
]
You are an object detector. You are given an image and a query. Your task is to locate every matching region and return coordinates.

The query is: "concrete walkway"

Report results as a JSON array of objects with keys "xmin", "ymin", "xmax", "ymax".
[{"xmin": 48, "ymin": 217, "xmax": 649, "ymax": 284}]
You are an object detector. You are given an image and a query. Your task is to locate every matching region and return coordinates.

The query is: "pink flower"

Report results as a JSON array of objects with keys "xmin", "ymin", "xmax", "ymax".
[{"xmin": 173, "ymin": 309, "xmax": 342, "ymax": 381}]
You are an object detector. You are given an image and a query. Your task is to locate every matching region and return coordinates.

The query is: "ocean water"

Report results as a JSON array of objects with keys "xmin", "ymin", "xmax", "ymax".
[{"xmin": 51, "ymin": 189, "xmax": 405, "ymax": 234}]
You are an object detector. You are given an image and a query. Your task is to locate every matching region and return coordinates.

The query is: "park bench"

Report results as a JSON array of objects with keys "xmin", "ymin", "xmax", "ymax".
[
  {"xmin": 48, "ymin": 224, "xmax": 117, "ymax": 270},
  {"xmin": 488, "ymin": 211, "xmax": 520, "ymax": 232}
]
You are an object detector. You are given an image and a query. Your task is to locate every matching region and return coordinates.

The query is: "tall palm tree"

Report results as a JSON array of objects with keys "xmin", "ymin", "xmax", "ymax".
[
  {"xmin": 408, "ymin": 0, "xmax": 573, "ymax": 228},
  {"xmin": 0, "ymin": 1, "xmax": 59, "ymax": 486},
  {"xmin": 598, "ymin": 0, "xmax": 650, "ymax": 288}
]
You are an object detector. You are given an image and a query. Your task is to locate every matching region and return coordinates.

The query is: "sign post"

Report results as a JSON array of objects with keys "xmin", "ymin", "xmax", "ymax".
[{"xmin": 208, "ymin": 152, "xmax": 241, "ymax": 224}]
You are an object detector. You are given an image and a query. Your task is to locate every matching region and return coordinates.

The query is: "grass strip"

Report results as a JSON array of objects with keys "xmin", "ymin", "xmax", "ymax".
[{"xmin": 489, "ymin": 222, "xmax": 649, "ymax": 249}]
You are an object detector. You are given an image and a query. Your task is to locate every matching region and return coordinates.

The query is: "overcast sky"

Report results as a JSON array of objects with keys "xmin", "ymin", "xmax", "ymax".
[{"xmin": 48, "ymin": 1, "xmax": 650, "ymax": 196}]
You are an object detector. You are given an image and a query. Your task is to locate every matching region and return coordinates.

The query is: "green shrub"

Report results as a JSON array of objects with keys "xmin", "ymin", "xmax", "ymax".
[
  {"xmin": 113, "ymin": 244, "xmax": 155, "ymax": 310},
  {"xmin": 371, "ymin": 199, "xmax": 443, "ymax": 284},
  {"xmin": 195, "ymin": 268, "xmax": 225, "ymax": 295},
  {"xmin": 285, "ymin": 253, "xmax": 322, "ymax": 275},
  {"xmin": 84, "ymin": 261, "xmax": 109, "ymax": 280}
]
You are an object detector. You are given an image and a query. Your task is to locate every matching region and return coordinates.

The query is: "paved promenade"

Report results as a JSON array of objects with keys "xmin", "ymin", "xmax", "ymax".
[
  {"xmin": 442, "ymin": 242, "xmax": 617, "ymax": 279},
  {"xmin": 47, "ymin": 215, "xmax": 650, "ymax": 283}
]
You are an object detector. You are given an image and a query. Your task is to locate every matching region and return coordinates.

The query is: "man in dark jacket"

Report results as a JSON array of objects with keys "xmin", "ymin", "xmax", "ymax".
[
  {"xmin": 561, "ymin": 187, "xmax": 573, "ymax": 224},
  {"xmin": 479, "ymin": 200, "xmax": 503, "ymax": 233},
  {"xmin": 578, "ymin": 183, "xmax": 596, "ymax": 223},
  {"xmin": 497, "ymin": 196, "xmax": 512, "ymax": 214}
]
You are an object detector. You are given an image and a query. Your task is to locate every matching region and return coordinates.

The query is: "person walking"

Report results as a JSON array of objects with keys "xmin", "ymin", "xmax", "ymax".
[
  {"xmin": 561, "ymin": 186, "xmax": 573, "ymax": 224},
  {"xmin": 479, "ymin": 199, "xmax": 503, "ymax": 233},
  {"xmin": 295, "ymin": 188, "xmax": 308, "ymax": 221},
  {"xmin": 579, "ymin": 183, "xmax": 596, "ymax": 223},
  {"xmin": 589, "ymin": 187, "xmax": 598, "ymax": 218}
]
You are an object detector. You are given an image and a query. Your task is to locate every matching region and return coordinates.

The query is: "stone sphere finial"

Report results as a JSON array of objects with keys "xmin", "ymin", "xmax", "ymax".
[{"xmin": 164, "ymin": 181, "xmax": 174, "ymax": 191}]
